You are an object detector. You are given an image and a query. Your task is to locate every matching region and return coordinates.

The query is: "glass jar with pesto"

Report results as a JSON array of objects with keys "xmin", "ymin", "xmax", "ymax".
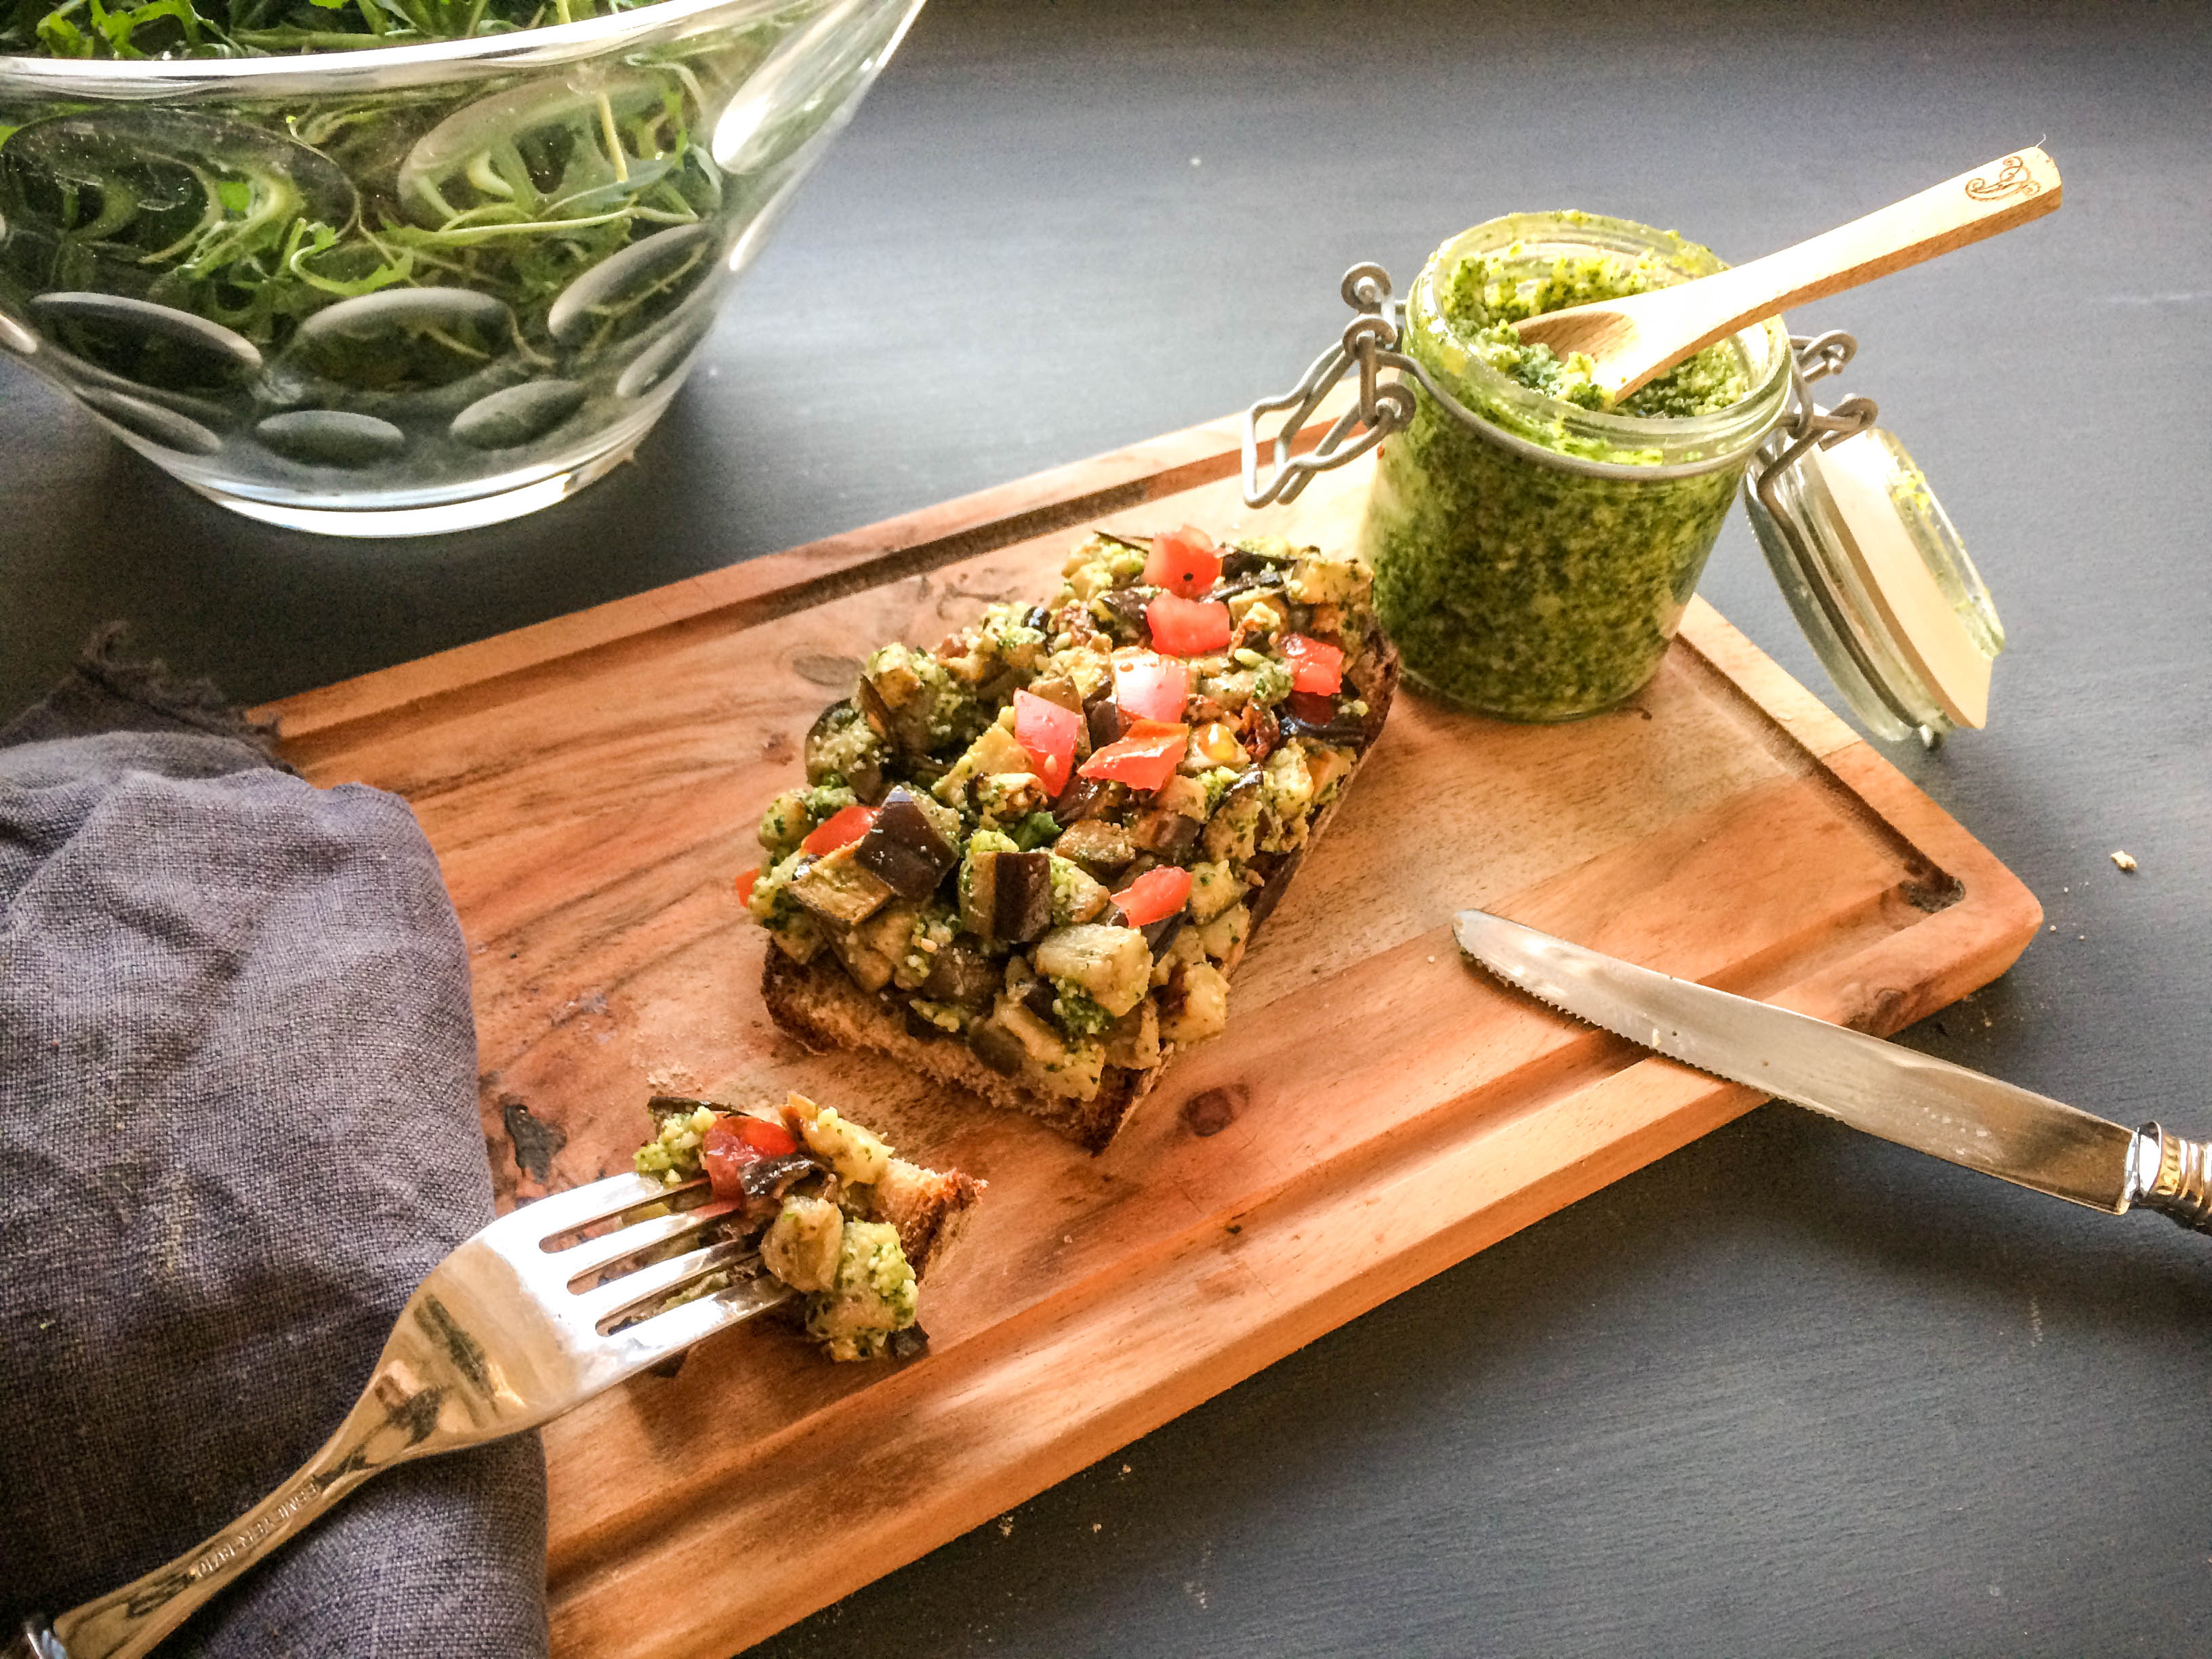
[{"xmin": 1359, "ymin": 212, "xmax": 1793, "ymax": 721}]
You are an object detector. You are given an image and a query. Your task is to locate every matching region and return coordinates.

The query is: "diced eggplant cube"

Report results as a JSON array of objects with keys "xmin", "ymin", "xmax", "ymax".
[
  {"xmin": 1054, "ymin": 818, "xmax": 1136, "ymax": 880},
  {"xmin": 854, "ymin": 787, "xmax": 958, "ymax": 899},
  {"xmin": 987, "ymin": 850, "xmax": 1054, "ymax": 944},
  {"xmin": 968, "ymin": 1020, "xmax": 1028, "ymax": 1077},
  {"xmin": 787, "ymin": 845, "xmax": 894, "ymax": 927},
  {"xmin": 1033, "ymin": 923, "xmax": 1151, "ymax": 1017},
  {"xmin": 1052, "ymin": 774, "xmax": 1124, "ymax": 828},
  {"xmin": 921, "ymin": 940, "xmax": 1000, "ymax": 1008},
  {"xmin": 1129, "ymin": 808, "xmax": 1200, "ymax": 858},
  {"xmin": 1087, "ymin": 699, "xmax": 1126, "ymax": 751}
]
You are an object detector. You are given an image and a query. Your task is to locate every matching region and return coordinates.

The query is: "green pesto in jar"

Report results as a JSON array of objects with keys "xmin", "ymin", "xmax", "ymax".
[
  {"xmin": 1361, "ymin": 213, "xmax": 1789, "ymax": 722},
  {"xmin": 1444, "ymin": 251, "xmax": 1750, "ymax": 416}
]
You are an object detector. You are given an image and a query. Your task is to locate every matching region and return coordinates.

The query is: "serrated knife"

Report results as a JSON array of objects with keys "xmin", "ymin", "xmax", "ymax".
[{"xmin": 1452, "ymin": 908, "xmax": 2212, "ymax": 1232}]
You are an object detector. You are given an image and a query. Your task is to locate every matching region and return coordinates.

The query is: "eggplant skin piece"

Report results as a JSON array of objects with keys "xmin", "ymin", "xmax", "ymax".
[
  {"xmin": 1086, "ymin": 698, "xmax": 1126, "ymax": 752},
  {"xmin": 1052, "ymin": 773, "xmax": 1124, "ymax": 829},
  {"xmin": 920, "ymin": 939, "xmax": 999, "ymax": 1008},
  {"xmin": 966, "ymin": 1019, "xmax": 1028, "ymax": 1077},
  {"xmin": 855, "ymin": 787, "xmax": 958, "ymax": 900},
  {"xmin": 988, "ymin": 849, "xmax": 1054, "ymax": 944},
  {"xmin": 1275, "ymin": 691, "xmax": 1370, "ymax": 747}
]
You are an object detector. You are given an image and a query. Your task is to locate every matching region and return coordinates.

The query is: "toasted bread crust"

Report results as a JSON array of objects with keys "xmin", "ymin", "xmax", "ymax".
[
  {"xmin": 867, "ymin": 1156, "xmax": 987, "ymax": 1273},
  {"xmin": 763, "ymin": 640, "xmax": 1399, "ymax": 1151}
]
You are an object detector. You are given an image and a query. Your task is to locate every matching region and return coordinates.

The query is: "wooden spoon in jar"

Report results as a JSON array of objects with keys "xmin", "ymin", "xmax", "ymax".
[{"xmin": 1512, "ymin": 146, "xmax": 2062, "ymax": 405}]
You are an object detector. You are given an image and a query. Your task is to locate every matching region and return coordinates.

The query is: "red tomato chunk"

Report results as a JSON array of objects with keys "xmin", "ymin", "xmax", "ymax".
[
  {"xmin": 701, "ymin": 1113, "xmax": 802, "ymax": 1199},
  {"xmin": 1079, "ymin": 720, "xmax": 1189, "ymax": 794},
  {"xmin": 1146, "ymin": 593, "xmax": 1232, "ymax": 656},
  {"xmin": 1111, "ymin": 649, "xmax": 1190, "ymax": 726},
  {"xmin": 1143, "ymin": 525, "xmax": 1222, "ymax": 598},
  {"xmin": 1013, "ymin": 689, "xmax": 1080, "ymax": 796},
  {"xmin": 801, "ymin": 803, "xmax": 878, "ymax": 855},
  {"xmin": 1278, "ymin": 634, "xmax": 1345, "ymax": 695},
  {"xmin": 735, "ymin": 865, "xmax": 760, "ymax": 906},
  {"xmin": 1113, "ymin": 865, "xmax": 1191, "ymax": 928}
]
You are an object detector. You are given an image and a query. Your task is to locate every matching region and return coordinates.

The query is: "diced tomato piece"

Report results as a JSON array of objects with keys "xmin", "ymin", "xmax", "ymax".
[
  {"xmin": 1014, "ymin": 689, "xmax": 1080, "ymax": 796},
  {"xmin": 1078, "ymin": 719, "xmax": 1189, "ymax": 793},
  {"xmin": 735, "ymin": 865, "xmax": 760, "ymax": 907},
  {"xmin": 1111, "ymin": 649, "xmax": 1190, "ymax": 726},
  {"xmin": 1112, "ymin": 865, "xmax": 1192, "ymax": 928},
  {"xmin": 1278, "ymin": 634, "xmax": 1345, "ymax": 695},
  {"xmin": 1143, "ymin": 525, "xmax": 1221, "ymax": 598},
  {"xmin": 801, "ymin": 802, "xmax": 877, "ymax": 855},
  {"xmin": 701, "ymin": 1112, "xmax": 802, "ymax": 1200},
  {"xmin": 1146, "ymin": 592, "xmax": 1232, "ymax": 656}
]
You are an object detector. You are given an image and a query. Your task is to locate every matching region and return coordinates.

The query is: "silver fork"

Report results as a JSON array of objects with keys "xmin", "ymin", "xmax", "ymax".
[{"xmin": 11, "ymin": 1173, "xmax": 792, "ymax": 1659}]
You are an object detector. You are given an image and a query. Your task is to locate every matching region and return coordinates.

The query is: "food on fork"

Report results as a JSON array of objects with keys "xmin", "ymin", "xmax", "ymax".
[
  {"xmin": 736, "ymin": 527, "xmax": 1398, "ymax": 1150},
  {"xmin": 633, "ymin": 1092, "xmax": 983, "ymax": 1361}
]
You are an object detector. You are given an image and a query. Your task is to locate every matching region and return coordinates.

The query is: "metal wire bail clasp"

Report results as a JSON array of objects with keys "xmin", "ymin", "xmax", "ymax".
[{"xmin": 1241, "ymin": 263, "xmax": 1418, "ymax": 508}]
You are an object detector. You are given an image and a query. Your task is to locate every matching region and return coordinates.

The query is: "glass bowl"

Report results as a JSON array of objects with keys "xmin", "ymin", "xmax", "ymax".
[{"xmin": 0, "ymin": 0, "xmax": 925, "ymax": 535}]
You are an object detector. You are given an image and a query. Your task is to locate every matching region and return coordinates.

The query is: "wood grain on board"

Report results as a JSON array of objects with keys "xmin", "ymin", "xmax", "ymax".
[{"xmin": 264, "ymin": 415, "xmax": 2043, "ymax": 1659}]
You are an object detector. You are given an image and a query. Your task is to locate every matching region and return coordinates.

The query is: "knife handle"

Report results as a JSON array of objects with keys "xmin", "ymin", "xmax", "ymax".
[{"xmin": 2129, "ymin": 1124, "xmax": 2212, "ymax": 1232}]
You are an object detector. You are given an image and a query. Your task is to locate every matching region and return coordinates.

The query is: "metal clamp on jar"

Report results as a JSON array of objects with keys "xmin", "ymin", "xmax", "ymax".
[
  {"xmin": 1244, "ymin": 216, "xmax": 2003, "ymax": 744},
  {"xmin": 1744, "ymin": 333, "xmax": 2004, "ymax": 749}
]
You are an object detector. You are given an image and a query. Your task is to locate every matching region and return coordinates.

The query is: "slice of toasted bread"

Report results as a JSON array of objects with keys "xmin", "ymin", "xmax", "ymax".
[
  {"xmin": 865, "ymin": 1155, "xmax": 987, "ymax": 1275},
  {"xmin": 764, "ymin": 642, "xmax": 1399, "ymax": 1151}
]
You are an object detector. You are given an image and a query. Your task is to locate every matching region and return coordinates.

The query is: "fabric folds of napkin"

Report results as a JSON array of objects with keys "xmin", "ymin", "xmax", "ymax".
[{"xmin": 0, "ymin": 634, "xmax": 548, "ymax": 1658}]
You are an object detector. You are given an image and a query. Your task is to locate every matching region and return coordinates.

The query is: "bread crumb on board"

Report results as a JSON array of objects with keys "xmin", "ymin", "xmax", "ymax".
[{"xmin": 2111, "ymin": 850, "xmax": 2138, "ymax": 872}]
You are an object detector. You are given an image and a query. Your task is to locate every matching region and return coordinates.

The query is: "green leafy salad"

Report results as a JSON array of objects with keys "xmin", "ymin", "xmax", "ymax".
[{"xmin": 6, "ymin": 0, "xmax": 659, "ymax": 58}]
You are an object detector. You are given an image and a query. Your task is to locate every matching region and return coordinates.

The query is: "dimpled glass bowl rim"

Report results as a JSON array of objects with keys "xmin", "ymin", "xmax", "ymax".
[
  {"xmin": 0, "ymin": 0, "xmax": 914, "ymax": 533},
  {"xmin": 0, "ymin": 0, "xmax": 817, "ymax": 98}
]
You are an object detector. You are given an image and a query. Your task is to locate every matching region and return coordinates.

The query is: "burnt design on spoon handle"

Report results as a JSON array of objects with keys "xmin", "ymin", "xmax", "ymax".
[{"xmin": 1512, "ymin": 144, "xmax": 2064, "ymax": 403}]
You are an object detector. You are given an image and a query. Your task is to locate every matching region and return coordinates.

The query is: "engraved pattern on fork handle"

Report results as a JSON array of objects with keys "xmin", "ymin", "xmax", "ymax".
[
  {"xmin": 18, "ymin": 1314, "xmax": 467, "ymax": 1659},
  {"xmin": 2129, "ymin": 1123, "xmax": 2212, "ymax": 1233}
]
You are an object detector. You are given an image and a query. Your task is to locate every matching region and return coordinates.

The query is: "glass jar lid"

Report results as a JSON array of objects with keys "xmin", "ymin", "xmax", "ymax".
[{"xmin": 1743, "ymin": 335, "xmax": 2003, "ymax": 747}]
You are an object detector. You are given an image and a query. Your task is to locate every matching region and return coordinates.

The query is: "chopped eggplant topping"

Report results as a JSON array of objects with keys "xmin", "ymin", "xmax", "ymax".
[
  {"xmin": 1141, "ymin": 910, "xmax": 1187, "ymax": 957},
  {"xmin": 921, "ymin": 940, "xmax": 999, "ymax": 1008},
  {"xmin": 1052, "ymin": 773, "xmax": 1123, "ymax": 829},
  {"xmin": 630, "ymin": 1092, "xmax": 929, "ymax": 1364},
  {"xmin": 1054, "ymin": 818, "xmax": 1136, "ymax": 880},
  {"xmin": 1128, "ymin": 807, "xmax": 1202, "ymax": 859},
  {"xmin": 1019, "ymin": 976, "xmax": 1057, "ymax": 1021},
  {"xmin": 1092, "ymin": 586, "xmax": 1152, "ymax": 642},
  {"xmin": 1086, "ymin": 698, "xmax": 1126, "ymax": 752},
  {"xmin": 737, "ymin": 1151, "xmax": 823, "ymax": 1206},
  {"xmin": 745, "ymin": 530, "xmax": 1382, "ymax": 1103},
  {"xmin": 968, "ymin": 1019, "xmax": 1028, "ymax": 1076},
  {"xmin": 787, "ymin": 846, "xmax": 894, "ymax": 928},
  {"xmin": 1219, "ymin": 546, "xmax": 1292, "ymax": 580},
  {"xmin": 855, "ymin": 787, "xmax": 960, "ymax": 899},
  {"xmin": 1275, "ymin": 691, "xmax": 1370, "ymax": 748},
  {"xmin": 963, "ymin": 846, "xmax": 1053, "ymax": 945}
]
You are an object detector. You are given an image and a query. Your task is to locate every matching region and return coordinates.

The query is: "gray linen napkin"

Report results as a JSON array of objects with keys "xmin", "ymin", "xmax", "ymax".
[{"xmin": 0, "ymin": 633, "xmax": 548, "ymax": 1657}]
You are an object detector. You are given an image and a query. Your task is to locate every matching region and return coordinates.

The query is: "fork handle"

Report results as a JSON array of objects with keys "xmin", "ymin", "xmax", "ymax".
[{"xmin": 15, "ymin": 1372, "xmax": 429, "ymax": 1659}]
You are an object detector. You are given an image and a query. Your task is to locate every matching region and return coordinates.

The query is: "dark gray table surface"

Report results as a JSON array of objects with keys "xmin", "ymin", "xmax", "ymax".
[{"xmin": 7, "ymin": 1, "xmax": 2210, "ymax": 1653}]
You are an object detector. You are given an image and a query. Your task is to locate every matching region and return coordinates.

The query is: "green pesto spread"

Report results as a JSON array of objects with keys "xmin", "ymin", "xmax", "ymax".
[
  {"xmin": 1362, "ymin": 216, "xmax": 1779, "ymax": 722},
  {"xmin": 1442, "ymin": 251, "xmax": 1750, "ymax": 417}
]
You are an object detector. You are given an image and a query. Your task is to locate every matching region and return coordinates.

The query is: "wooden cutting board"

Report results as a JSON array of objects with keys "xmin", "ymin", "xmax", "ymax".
[{"xmin": 265, "ymin": 405, "xmax": 2041, "ymax": 1659}]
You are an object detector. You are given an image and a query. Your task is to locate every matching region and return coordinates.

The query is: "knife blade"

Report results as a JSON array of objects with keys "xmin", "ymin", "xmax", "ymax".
[{"xmin": 1452, "ymin": 908, "xmax": 2212, "ymax": 1232}]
